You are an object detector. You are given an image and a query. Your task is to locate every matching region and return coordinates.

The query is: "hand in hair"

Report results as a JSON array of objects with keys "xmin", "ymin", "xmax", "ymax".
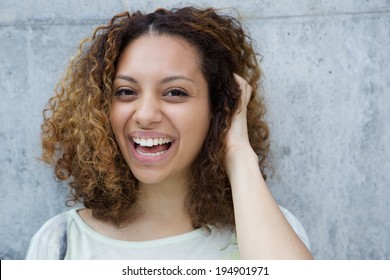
[{"xmin": 224, "ymin": 74, "xmax": 255, "ymax": 173}]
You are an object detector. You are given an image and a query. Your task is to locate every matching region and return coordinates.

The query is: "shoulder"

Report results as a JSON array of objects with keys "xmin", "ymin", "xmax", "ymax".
[
  {"xmin": 25, "ymin": 209, "xmax": 76, "ymax": 259},
  {"xmin": 279, "ymin": 206, "xmax": 311, "ymax": 251}
]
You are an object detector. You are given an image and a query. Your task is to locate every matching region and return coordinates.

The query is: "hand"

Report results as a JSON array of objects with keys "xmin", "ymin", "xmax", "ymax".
[
  {"xmin": 224, "ymin": 74, "xmax": 256, "ymax": 170},
  {"xmin": 225, "ymin": 74, "xmax": 252, "ymax": 151}
]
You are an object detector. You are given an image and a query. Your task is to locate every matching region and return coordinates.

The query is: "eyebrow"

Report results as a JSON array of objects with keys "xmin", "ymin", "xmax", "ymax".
[
  {"xmin": 115, "ymin": 75, "xmax": 138, "ymax": 84},
  {"xmin": 115, "ymin": 74, "xmax": 195, "ymax": 84}
]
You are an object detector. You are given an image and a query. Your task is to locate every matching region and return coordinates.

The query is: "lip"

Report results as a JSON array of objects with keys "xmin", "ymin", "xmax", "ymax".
[{"xmin": 128, "ymin": 131, "xmax": 176, "ymax": 163}]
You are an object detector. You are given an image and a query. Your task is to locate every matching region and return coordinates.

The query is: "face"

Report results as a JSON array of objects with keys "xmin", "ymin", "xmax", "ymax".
[{"xmin": 110, "ymin": 35, "xmax": 210, "ymax": 186}]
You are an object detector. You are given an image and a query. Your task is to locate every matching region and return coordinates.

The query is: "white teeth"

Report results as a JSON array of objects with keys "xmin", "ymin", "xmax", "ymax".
[
  {"xmin": 135, "ymin": 149, "xmax": 167, "ymax": 157},
  {"xmin": 133, "ymin": 137, "xmax": 173, "ymax": 147},
  {"xmin": 146, "ymin": 139, "xmax": 153, "ymax": 147}
]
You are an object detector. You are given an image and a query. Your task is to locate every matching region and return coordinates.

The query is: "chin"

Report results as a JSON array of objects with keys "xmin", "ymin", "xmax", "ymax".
[
  {"xmin": 130, "ymin": 165, "xmax": 188, "ymax": 187},
  {"xmin": 131, "ymin": 169, "xmax": 168, "ymax": 186}
]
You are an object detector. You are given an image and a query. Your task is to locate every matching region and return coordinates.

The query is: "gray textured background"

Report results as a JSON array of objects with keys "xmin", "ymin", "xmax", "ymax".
[{"xmin": 1, "ymin": 0, "xmax": 389, "ymax": 259}]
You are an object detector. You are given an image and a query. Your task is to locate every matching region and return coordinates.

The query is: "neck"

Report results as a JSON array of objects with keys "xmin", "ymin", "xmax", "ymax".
[
  {"xmin": 118, "ymin": 176, "xmax": 195, "ymax": 240},
  {"xmin": 78, "ymin": 175, "xmax": 195, "ymax": 242},
  {"xmin": 133, "ymin": 175, "xmax": 191, "ymax": 224}
]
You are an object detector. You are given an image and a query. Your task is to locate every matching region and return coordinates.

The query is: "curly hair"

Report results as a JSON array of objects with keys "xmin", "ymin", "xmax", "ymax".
[{"xmin": 41, "ymin": 6, "xmax": 270, "ymax": 228}]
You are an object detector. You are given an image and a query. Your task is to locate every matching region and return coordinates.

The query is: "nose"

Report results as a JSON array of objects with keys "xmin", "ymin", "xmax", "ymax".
[{"xmin": 133, "ymin": 94, "xmax": 163, "ymax": 128}]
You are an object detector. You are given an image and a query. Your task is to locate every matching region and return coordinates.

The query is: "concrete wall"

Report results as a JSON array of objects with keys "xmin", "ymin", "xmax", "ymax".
[{"xmin": 1, "ymin": 0, "xmax": 389, "ymax": 259}]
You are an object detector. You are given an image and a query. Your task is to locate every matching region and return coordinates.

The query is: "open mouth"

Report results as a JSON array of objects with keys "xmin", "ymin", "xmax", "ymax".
[{"xmin": 132, "ymin": 137, "xmax": 173, "ymax": 157}]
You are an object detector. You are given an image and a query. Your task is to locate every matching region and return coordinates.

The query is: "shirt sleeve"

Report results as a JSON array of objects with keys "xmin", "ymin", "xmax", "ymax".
[
  {"xmin": 279, "ymin": 206, "xmax": 311, "ymax": 251},
  {"xmin": 25, "ymin": 212, "xmax": 68, "ymax": 260}
]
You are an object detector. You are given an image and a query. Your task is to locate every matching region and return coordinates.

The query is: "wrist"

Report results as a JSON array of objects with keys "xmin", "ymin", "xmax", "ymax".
[{"xmin": 225, "ymin": 144, "xmax": 258, "ymax": 174}]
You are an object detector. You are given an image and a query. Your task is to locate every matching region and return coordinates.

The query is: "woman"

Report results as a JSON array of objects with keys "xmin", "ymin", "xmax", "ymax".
[{"xmin": 26, "ymin": 7, "xmax": 313, "ymax": 259}]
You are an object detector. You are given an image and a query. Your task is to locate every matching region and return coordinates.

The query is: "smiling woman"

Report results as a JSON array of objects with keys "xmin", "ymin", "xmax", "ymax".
[{"xmin": 26, "ymin": 6, "xmax": 313, "ymax": 260}]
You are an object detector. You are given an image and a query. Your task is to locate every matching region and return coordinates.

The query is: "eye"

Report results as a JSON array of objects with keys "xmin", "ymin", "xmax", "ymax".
[
  {"xmin": 164, "ymin": 88, "xmax": 189, "ymax": 97},
  {"xmin": 114, "ymin": 88, "xmax": 136, "ymax": 96}
]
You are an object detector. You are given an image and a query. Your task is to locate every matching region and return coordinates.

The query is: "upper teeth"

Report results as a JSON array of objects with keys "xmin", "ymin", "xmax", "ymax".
[{"xmin": 133, "ymin": 137, "xmax": 173, "ymax": 147}]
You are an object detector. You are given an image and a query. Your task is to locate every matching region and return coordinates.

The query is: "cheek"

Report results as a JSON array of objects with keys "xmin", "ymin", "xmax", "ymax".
[
  {"xmin": 175, "ymin": 104, "xmax": 210, "ymax": 140},
  {"xmin": 109, "ymin": 103, "xmax": 128, "ymax": 136}
]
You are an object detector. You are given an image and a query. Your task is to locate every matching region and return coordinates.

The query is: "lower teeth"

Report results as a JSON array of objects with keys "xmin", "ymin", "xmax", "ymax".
[{"xmin": 136, "ymin": 149, "xmax": 167, "ymax": 157}]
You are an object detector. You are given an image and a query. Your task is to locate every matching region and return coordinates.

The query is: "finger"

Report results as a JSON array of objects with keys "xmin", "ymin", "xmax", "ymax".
[{"xmin": 233, "ymin": 74, "xmax": 252, "ymax": 107}]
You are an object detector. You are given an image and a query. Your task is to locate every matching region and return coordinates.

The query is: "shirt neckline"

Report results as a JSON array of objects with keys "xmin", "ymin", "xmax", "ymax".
[{"xmin": 68, "ymin": 208, "xmax": 208, "ymax": 248}]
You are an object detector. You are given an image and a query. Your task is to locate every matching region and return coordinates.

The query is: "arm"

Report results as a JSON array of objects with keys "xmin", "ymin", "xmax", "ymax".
[{"xmin": 225, "ymin": 74, "xmax": 313, "ymax": 259}]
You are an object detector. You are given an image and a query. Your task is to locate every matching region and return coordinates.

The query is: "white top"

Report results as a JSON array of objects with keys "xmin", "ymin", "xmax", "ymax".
[{"xmin": 26, "ymin": 207, "xmax": 310, "ymax": 260}]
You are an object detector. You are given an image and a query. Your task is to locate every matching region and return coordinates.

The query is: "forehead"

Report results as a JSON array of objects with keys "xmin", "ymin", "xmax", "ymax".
[{"xmin": 116, "ymin": 35, "xmax": 202, "ymax": 74}]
